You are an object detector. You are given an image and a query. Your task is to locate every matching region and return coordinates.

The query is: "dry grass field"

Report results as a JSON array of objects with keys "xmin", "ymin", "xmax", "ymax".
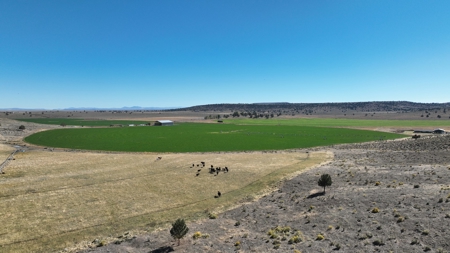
[
  {"xmin": 0, "ymin": 143, "xmax": 329, "ymax": 252},
  {"xmin": 0, "ymin": 144, "xmax": 15, "ymax": 162}
]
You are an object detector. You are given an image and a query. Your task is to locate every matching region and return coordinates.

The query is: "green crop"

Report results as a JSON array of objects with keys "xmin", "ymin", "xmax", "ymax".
[
  {"xmin": 18, "ymin": 118, "xmax": 149, "ymax": 127},
  {"xmin": 25, "ymin": 123, "xmax": 405, "ymax": 152}
]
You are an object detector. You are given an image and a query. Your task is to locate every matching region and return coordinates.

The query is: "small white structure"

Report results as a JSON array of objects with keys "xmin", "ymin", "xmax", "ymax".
[{"xmin": 154, "ymin": 120, "xmax": 174, "ymax": 126}]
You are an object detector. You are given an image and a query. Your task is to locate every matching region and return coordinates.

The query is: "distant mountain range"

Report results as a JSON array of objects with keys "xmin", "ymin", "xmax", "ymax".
[
  {"xmin": 0, "ymin": 106, "xmax": 181, "ymax": 111},
  {"xmin": 62, "ymin": 106, "xmax": 181, "ymax": 111}
]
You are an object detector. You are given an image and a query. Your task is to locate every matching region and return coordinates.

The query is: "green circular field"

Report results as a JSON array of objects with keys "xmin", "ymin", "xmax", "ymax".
[{"xmin": 24, "ymin": 123, "xmax": 406, "ymax": 152}]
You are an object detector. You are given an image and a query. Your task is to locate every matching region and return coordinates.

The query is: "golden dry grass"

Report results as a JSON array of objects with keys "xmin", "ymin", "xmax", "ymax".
[
  {"xmin": 0, "ymin": 144, "xmax": 15, "ymax": 162},
  {"xmin": 0, "ymin": 146, "xmax": 329, "ymax": 252}
]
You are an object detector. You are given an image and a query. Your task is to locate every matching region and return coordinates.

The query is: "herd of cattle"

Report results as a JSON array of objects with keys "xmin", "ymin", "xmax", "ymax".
[
  {"xmin": 191, "ymin": 162, "xmax": 229, "ymax": 198},
  {"xmin": 154, "ymin": 157, "xmax": 228, "ymax": 198},
  {"xmin": 191, "ymin": 161, "xmax": 229, "ymax": 177}
]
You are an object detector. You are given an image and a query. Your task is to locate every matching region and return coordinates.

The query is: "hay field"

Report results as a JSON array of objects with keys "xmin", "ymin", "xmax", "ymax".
[{"xmin": 0, "ymin": 144, "xmax": 329, "ymax": 252}]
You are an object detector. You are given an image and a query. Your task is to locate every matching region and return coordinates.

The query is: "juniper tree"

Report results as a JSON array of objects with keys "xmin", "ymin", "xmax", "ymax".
[
  {"xmin": 318, "ymin": 174, "xmax": 332, "ymax": 194},
  {"xmin": 170, "ymin": 218, "xmax": 189, "ymax": 245}
]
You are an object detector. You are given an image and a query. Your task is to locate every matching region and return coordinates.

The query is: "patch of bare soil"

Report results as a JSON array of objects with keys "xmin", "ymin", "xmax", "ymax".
[
  {"xmin": 80, "ymin": 135, "xmax": 450, "ymax": 253},
  {"xmin": 0, "ymin": 117, "xmax": 60, "ymax": 145}
]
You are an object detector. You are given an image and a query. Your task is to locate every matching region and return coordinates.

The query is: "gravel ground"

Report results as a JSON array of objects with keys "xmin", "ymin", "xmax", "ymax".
[{"xmin": 0, "ymin": 118, "xmax": 60, "ymax": 145}]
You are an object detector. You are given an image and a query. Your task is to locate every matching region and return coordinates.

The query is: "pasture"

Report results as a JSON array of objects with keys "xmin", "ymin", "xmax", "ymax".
[
  {"xmin": 0, "ymin": 145, "xmax": 329, "ymax": 252},
  {"xmin": 18, "ymin": 118, "xmax": 149, "ymax": 127},
  {"xmin": 227, "ymin": 118, "xmax": 450, "ymax": 128},
  {"xmin": 24, "ymin": 123, "xmax": 406, "ymax": 152}
]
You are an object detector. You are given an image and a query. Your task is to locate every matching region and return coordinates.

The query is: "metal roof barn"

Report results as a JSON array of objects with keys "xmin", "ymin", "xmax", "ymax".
[{"xmin": 154, "ymin": 120, "xmax": 174, "ymax": 126}]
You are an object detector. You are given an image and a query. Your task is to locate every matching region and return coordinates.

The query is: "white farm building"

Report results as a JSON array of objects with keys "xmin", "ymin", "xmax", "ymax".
[{"xmin": 154, "ymin": 120, "xmax": 174, "ymax": 126}]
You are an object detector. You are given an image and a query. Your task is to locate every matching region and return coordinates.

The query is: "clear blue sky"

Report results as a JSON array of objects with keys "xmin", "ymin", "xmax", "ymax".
[{"xmin": 1, "ymin": 0, "xmax": 449, "ymax": 109}]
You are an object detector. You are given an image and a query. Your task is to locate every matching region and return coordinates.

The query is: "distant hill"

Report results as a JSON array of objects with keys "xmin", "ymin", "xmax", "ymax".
[{"xmin": 175, "ymin": 101, "xmax": 450, "ymax": 113}]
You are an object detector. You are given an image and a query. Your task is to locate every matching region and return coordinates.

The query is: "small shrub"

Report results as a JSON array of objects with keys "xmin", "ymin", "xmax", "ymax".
[
  {"xmin": 293, "ymin": 230, "xmax": 305, "ymax": 241},
  {"xmin": 234, "ymin": 241, "xmax": 241, "ymax": 247},
  {"xmin": 193, "ymin": 231, "xmax": 202, "ymax": 239},
  {"xmin": 272, "ymin": 240, "xmax": 281, "ymax": 249},
  {"xmin": 410, "ymin": 238, "xmax": 420, "ymax": 245},
  {"xmin": 372, "ymin": 207, "xmax": 380, "ymax": 213},
  {"xmin": 334, "ymin": 243, "xmax": 341, "ymax": 250},
  {"xmin": 422, "ymin": 229, "xmax": 429, "ymax": 235},
  {"xmin": 208, "ymin": 213, "xmax": 217, "ymax": 219},
  {"xmin": 373, "ymin": 239, "xmax": 385, "ymax": 246},
  {"xmin": 288, "ymin": 235, "xmax": 301, "ymax": 244},
  {"xmin": 18, "ymin": 125, "xmax": 26, "ymax": 130},
  {"xmin": 327, "ymin": 225, "xmax": 334, "ymax": 230},
  {"xmin": 375, "ymin": 181, "xmax": 381, "ymax": 186},
  {"xmin": 316, "ymin": 234, "xmax": 325, "ymax": 240},
  {"xmin": 414, "ymin": 184, "xmax": 420, "ymax": 188},
  {"xmin": 267, "ymin": 229, "xmax": 278, "ymax": 239},
  {"xmin": 281, "ymin": 226, "xmax": 291, "ymax": 233},
  {"xmin": 397, "ymin": 216, "xmax": 405, "ymax": 223},
  {"xmin": 97, "ymin": 240, "xmax": 106, "ymax": 247},
  {"xmin": 234, "ymin": 221, "xmax": 240, "ymax": 226}
]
